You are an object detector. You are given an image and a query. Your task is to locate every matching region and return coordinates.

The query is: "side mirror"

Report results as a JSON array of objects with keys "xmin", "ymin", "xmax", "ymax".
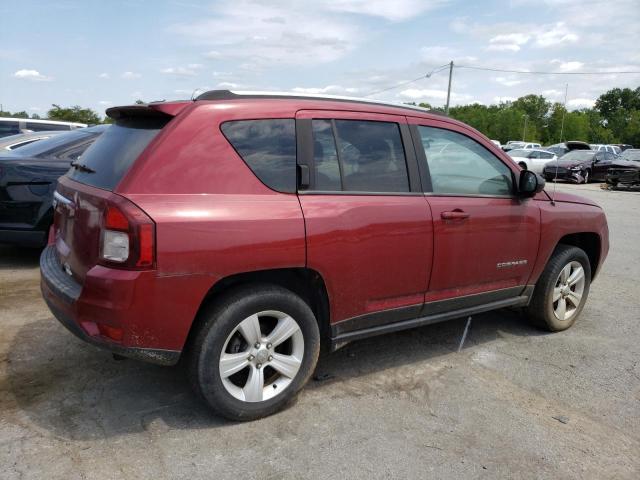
[{"xmin": 518, "ymin": 170, "xmax": 545, "ymax": 197}]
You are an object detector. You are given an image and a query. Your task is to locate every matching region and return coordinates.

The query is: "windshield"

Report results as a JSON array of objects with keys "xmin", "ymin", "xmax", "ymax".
[
  {"xmin": 621, "ymin": 149, "xmax": 640, "ymax": 161},
  {"xmin": 562, "ymin": 150, "xmax": 595, "ymax": 161}
]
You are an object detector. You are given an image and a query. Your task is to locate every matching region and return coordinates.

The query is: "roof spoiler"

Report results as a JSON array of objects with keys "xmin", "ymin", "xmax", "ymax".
[{"xmin": 105, "ymin": 101, "xmax": 189, "ymax": 121}]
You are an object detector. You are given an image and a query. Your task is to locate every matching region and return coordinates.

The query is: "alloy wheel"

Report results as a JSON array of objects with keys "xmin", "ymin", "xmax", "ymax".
[
  {"xmin": 552, "ymin": 261, "xmax": 586, "ymax": 321},
  {"xmin": 219, "ymin": 310, "xmax": 304, "ymax": 403}
]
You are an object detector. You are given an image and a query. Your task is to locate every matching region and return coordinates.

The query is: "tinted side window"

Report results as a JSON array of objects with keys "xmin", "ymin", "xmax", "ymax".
[
  {"xmin": 26, "ymin": 122, "xmax": 71, "ymax": 132},
  {"xmin": 221, "ymin": 119, "xmax": 296, "ymax": 193},
  {"xmin": 333, "ymin": 120, "xmax": 409, "ymax": 192},
  {"xmin": 541, "ymin": 152, "xmax": 554, "ymax": 159},
  {"xmin": 311, "ymin": 120, "xmax": 341, "ymax": 190},
  {"xmin": 417, "ymin": 126, "xmax": 513, "ymax": 196},
  {"xmin": 0, "ymin": 121, "xmax": 20, "ymax": 137}
]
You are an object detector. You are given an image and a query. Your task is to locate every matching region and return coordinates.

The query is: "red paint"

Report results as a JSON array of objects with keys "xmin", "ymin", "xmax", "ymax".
[{"xmin": 41, "ymin": 97, "xmax": 609, "ymax": 356}]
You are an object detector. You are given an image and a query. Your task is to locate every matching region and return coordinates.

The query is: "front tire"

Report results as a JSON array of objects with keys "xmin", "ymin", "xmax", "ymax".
[
  {"xmin": 189, "ymin": 284, "xmax": 320, "ymax": 421},
  {"xmin": 526, "ymin": 245, "xmax": 591, "ymax": 331}
]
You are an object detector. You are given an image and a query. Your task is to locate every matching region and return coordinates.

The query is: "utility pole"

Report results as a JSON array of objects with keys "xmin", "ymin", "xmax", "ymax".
[
  {"xmin": 559, "ymin": 83, "xmax": 569, "ymax": 142},
  {"xmin": 445, "ymin": 61, "xmax": 454, "ymax": 115},
  {"xmin": 522, "ymin": 114, "xmax": 528, "ymax": 141}
]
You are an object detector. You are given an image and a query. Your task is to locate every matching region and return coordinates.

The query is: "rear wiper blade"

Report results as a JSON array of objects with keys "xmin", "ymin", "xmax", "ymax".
[{"xmin": 70, "ymin": 161, "xmax": 95, "ymax": 173}]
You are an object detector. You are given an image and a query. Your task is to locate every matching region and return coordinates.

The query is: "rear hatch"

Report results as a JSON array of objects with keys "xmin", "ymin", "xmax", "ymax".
[{"xmin": 53, "ymin": 105, "xmax": 179, "ymax": 283}]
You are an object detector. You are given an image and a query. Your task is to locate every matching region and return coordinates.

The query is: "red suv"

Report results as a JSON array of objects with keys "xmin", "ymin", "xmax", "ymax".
[{"xmin": 41, "ymin": 91, "xmax": 609, "ymax": 420}]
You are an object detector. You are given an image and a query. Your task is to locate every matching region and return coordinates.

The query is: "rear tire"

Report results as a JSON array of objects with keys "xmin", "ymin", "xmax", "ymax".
[
  {"xmin": 526, "ymin": 245, "xmax": 591, "ymax": 331},
  {"xmin": 188, "ymin": 284, "xmax": 320, "ymax": 421}
]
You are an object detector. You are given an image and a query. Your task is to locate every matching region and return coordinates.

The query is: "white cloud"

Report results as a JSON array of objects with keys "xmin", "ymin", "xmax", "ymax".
[
  {"xmin": 567, "ymin": 98, "xmax": 596, "ymax": 109},
  {"xmin": 13, "ymin": 69, "xmax": 52, "ymax": 81},
  {"xmin": 29, "ymin": 106, "xmax": 41, "ymax": 111},
  {"xmin": 98, "ymin": 100, "xmax": 112, "ymax": 106},
  {"xmin": 399, "ymin": 88, "xmax": 472, "ymax": 102},
  {"xmin": 292, "ymin": 85, "xmax": 360, "ymax": 95},
  {"xmin": 161, "ymin": 64, "xmax": 203, "ymax": 76},
  {"xmin": 121, "ymin": 71, "xmax": 141, "ymax": 79},
  {"xmin": 534, "ymin": 22, "xmax": 578, "ymax": 47},
  {"xmin": 493, "ymin": 96, "xmax": 517, "ymax": 103},
  {"xmin": 170, "ymin": 1, "xmax": 360, "ymax": 66},
  {"xmin": 420, "ymin": 46, "xmax": 476, "ymax": 63},
  {"xmin": 98, "ymin": 72, "xmax": 110, "ymax": 79},
  {"xmin": 551, "ymin": 59, "xmax": 584, "ymax": 72},
  {"xmin": 542, "ymin": 89, "xmax": 564, "ymax": 99},
  {"xmin": 325, "ymin": 0, "xmax": 450, "ymax": 22},
  {"xmin": 494, "ymin": 76, "xmax": 522, "ymax": 87},
  {"xmin": 487, "ymin": 33, "xmax": 530, "ymax": 52}
]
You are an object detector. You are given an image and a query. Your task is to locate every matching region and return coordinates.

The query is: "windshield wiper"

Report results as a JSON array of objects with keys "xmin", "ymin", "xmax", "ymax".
[{"xmin": 70, "ymin": 161, "xmax": 95, "ymax": 173}]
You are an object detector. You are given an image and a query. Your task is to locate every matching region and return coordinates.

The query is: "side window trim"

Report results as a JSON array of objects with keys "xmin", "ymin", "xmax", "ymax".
[
  {"xmin": 330, "ymin": 119, "xmax": 346, "ymax": 191},
  {"xmin": 410, "ymin": 123, "xmax": 517, "ymax": 198}
]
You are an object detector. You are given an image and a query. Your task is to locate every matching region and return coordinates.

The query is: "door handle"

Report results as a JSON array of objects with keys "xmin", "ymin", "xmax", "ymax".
[{"xmin": 441, "ymin": 209, "xmax": 469, "ymax": 220}]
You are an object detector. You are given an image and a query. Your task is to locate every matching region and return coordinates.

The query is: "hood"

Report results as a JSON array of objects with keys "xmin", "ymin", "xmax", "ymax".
[
  {"xmin": 609, "ymin": 159, "xmax": 640, "ymax": 170},
  {"xmin": 545, "ymin": 190, "xmax": 600, "ymax": 207}
]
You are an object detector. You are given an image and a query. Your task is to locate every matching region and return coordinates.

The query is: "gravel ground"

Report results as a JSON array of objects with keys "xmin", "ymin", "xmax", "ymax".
[{"xmin": 1, "ymin": 183, "xmax": 639, "ymax": 479}]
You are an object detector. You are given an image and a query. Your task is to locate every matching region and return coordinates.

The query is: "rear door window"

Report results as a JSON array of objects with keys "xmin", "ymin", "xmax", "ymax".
[
  {"xmin": 221, "ymin": 119, "xmax": 296, "ymax": 193},
  {"xmin": 67, "ymin": 117, "xmax": 168, "ymax": 190},
  {"xmin": 309, "ymin": 119, "xmax": 409, "ymax": 193}
]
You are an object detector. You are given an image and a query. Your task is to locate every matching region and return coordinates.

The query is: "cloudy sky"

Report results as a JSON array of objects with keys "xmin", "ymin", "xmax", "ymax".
[{"xmin": 1, "ymin": 0, "xmax": 639, "ymax": 117}]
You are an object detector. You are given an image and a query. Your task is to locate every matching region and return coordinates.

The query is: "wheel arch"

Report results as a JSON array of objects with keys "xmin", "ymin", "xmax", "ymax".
[
  {"xmin": 183, "ymin": 268, "xmax": 331, "ymax": 354},
  {"xmin": 557, "ymin": 232, "xmax": 601, "ymax": 279}
]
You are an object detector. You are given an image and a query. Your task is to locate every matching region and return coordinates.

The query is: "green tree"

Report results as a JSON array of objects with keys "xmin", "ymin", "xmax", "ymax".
[{"xmin": 47, "ymin": 104, "xmax": 101, "ymax": 124}]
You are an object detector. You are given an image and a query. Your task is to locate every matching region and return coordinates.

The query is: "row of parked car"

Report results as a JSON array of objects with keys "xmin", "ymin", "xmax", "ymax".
[
  {"xmin": 1, "ymin": 113, "xmax": 638, "ymax": 250},
  {"xmin": 493, "ymin": 139, "xmax": 640, "ymax": 186}
]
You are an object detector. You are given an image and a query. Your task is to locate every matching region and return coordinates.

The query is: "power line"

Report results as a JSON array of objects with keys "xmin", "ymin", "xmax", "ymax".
[
  {"xmin": 456, "ymin": 65, "xmax": 640, "ymax": 75},
  {"xmin": 365, "ymin": 63, "xmax": 450, "ymax": 97}
]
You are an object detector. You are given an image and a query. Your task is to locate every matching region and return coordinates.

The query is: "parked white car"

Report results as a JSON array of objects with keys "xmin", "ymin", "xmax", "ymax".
[
  {"xmin": 491, "ymin": 139, "xmax": 502, "ymax": 148},
  {"xmin": 507, "ymin": 148, "xmax": 558, "ymax": 174},
  {"xmin": 503, "ymin": 141, "xmax": 542, "ymax": 151},
  {"xmin": 590, "ymin": 144, "xmax": 621, "ymax": 155}
]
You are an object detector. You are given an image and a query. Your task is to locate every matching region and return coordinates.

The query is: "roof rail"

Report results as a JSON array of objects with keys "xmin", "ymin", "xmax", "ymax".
[{"xmin": 194, "ymin": 90, "xmax": 447, "ymax": 116}]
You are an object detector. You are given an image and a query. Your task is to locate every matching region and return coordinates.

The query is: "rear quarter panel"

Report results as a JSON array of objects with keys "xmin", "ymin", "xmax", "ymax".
[{"xmin": 120, "ymin": 102, "xmax": 306, "ymax": 350}]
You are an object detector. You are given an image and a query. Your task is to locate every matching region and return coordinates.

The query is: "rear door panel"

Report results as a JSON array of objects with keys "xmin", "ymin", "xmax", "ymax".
[{"xmin": 296, "ymin": 110, "xmax": 433, "ymax": 325}]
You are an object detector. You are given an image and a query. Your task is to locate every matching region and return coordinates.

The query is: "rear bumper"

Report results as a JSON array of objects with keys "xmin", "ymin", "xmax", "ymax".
[
  {"xmin": 0, "ymin": 228, "xmax": 46, "ymax": 247},
  {"xmin": 40, "ymin": 245, "xmax": 180, "ymax": 365}
]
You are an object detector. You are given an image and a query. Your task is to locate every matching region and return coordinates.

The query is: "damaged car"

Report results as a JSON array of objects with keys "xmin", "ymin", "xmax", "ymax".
[{"xmin": 543, "ymin": 149, "xmax": 626, "ymax": 184}]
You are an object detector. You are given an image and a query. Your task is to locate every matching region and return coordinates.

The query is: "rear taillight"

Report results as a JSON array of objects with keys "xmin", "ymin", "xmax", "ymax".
[{"xmin": 99, "ymin": 201, "xmax": 155, "ymax": 269}]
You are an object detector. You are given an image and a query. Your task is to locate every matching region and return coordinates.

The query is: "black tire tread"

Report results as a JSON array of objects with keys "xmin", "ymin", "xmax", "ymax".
[
  {"xmin": 526, "ymin": 244, "xmax": 591, "ymax": 331},
  {"xmin": 187, "ymin": 283, "xmax": 320, "ymax": 421}
]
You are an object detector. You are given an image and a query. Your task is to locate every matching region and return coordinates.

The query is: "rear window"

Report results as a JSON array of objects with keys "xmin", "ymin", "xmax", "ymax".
[
  {"xmin": 221, "ymin": 119, "xmax": 296, "ymax": 193},
  {"xmin": 67, "ymin": 117, "xmax": 168, "ymax": 190}
]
